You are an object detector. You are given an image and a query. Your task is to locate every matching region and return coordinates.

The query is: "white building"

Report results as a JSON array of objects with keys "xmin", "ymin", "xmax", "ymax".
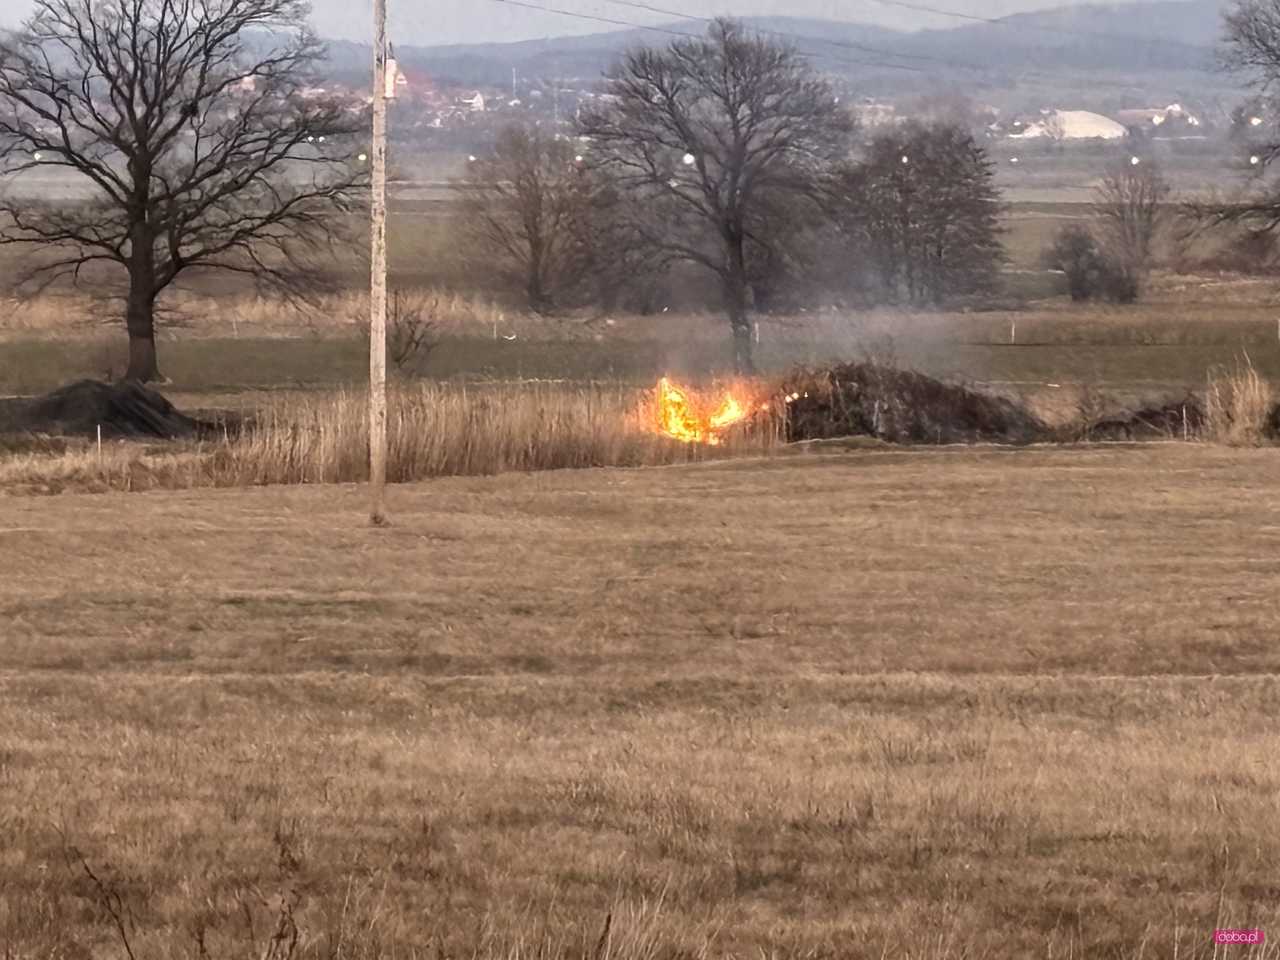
[{"xmin": 1008, "ymin": 110, "xmax": 1127, "ymax": 141}]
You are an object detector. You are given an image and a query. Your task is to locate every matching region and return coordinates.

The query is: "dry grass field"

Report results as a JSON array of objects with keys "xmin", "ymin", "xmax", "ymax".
[
  {"xmin": 4, "ymin": 445, "xmax": 1280, "ymax": 958},
  {"xmin": 3, "ymin": 182, "xmax": 1280, "ymax": 957}
]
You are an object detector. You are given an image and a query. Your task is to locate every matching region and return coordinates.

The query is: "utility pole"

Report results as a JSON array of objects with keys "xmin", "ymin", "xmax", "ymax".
[{"xmin": 369, "ymin": 0, "xmax": 389, "ymax": 525}]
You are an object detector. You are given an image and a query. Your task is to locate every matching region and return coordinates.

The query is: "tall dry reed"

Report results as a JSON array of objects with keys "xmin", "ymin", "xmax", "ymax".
[
  {"xmin": 1205, "ymin": 353, "xmax": 1274, "ymax": 446},
  {"xmin": 1, "ymin": 381, "xmax": 783, "ymax": 494},
  {"xmin": 218, "ymin": 381, "xmax": 780, "ymax": 485}
]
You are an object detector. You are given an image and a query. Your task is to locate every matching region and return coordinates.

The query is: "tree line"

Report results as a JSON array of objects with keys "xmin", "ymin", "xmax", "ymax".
[
  {"xmin": 454, "ymin": 20, "xmax": 1008, "ymax": 373},
  {"xmin": 4, "ymin": 1, "xmax": 1280, "ymax": 379}
]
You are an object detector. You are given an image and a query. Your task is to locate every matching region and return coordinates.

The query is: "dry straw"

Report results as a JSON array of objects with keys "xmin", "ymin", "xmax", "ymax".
[
  {"xmin": 1205, "ymin": 352, "xmax": 1274, "ymax": 446},
  {"xmin": 1, "ymin": 380, "xmax": 784, "ymax": 494}
]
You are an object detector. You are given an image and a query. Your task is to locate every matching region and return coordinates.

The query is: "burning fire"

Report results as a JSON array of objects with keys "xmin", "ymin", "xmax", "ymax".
[{"xmin": 652, "ymin": 377, "xmax": 756, "ymax": 445}]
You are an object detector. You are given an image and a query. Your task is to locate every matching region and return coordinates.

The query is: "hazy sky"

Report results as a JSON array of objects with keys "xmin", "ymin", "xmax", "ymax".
[{"xmin": 0, "ymin": 0, "xmax": 1160, "ymax": 45}]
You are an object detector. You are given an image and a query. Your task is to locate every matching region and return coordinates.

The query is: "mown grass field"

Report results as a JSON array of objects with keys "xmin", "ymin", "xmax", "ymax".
[
  {"xmin": 6, "ymin": 277, "xmax": 1280, "ymax": 400},
  {"xmin": 3, "ymin": 446, "xmax": 1280, "ymax": 958}
]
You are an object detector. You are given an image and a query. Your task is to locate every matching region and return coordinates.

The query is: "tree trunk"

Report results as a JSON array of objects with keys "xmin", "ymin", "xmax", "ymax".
[
  {"xmin": 123, "ymin": 222, "xmax": 161, "ymax": 382},
  {"xmin": 527, "ymin": 278, "xmax": 549, "ymax": 313},
  {"xmin": 731, "ymin": 319, "xmax": 753, "ymax": 375},
  {"xmin": 124, "ymin": 290, "xmax": 160, "ymax": 382},
  {"xmin": 724, "ymin": 234, "xmax": 754, "ymax": 375},
  {"xmin": 126, "ymin": 332, "xmax": 159, "ymax": 383}
]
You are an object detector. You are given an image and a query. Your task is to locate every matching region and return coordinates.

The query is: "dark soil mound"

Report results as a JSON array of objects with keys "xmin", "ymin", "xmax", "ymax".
[
  {"xmin": 1087, "ymin": 396, "xmax": 1205, "ymax": 441},
  {"xmin": 781, "ymin": 363, "xmax": 1048, "ymax": 445},
  {"xmin": 1, "ymin": 380, "xmax": 229, "ymax": 440}
]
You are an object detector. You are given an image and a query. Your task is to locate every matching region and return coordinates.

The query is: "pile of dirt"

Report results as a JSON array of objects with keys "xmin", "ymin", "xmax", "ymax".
[
  {"xmin": 0, "ymin": 380, "xmax": 230, "ymax": 440},
  {"xmin": 780, "ymin": 363, "xmax": 1048, "ymax": 445},
  {"xmin": 1087, "ymin": 396, "xmax": 1206, "ymax": 441}
]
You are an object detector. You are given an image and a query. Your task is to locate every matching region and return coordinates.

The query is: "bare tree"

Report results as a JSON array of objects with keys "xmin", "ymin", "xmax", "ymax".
[
  {"xmin": 385, "ymin": 290, "xmax": 437, "ymax": 373},
  {"xmin": 1224, "ymin": 0, "xmax": 1280, "ymax": 84},
  {"xmin": 579, "ymin": 19, "xmax": 855, "ymax": 373},
  {"xmin": 0, "ymin": 0, "xmax": 365, "ymax": 381},
  {"xmin": 839, "ymin": 123, "xmax": 1003, "ymax": 305},
  {"xmin": 1092, "ymin": 160, "xmax": 1170, "ymax": 301},
  {"xmin": 573, "ymin": 176, "xmax": 671, "ymax": 313},
  {"xmin": 1188, "ymin": 0, "xmax": 1280, "ymax": 243},
  {"xmin": 452, "ymin": 125, "xmax": 591, "ymax": 313}
]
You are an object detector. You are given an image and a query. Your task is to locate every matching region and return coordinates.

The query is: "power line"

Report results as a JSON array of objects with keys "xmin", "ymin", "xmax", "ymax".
[
  {"xmin": 489, "ymin": 0, "xmax": 929, "ymax": 72},
  {"xmin": 491, "ymin": 0, "xmax": 1123, "ymax": 78},
  {"xmin": 595, "ymin": 0, "xmax": 1212, "ymax": 85},
  {"xmin": 478, "ymin": 0, "xmax": 1207, "ymax": 88},
  {"xmin": 865, "ymin": 0, "xmax": 1039, "ymax": 28},
  {"xmin": 859, "ymin": 0, "xmax": 1194, "ymax": 46},
  {"xmin": 595, "ymin": 0, "xmax": 973, "ymax": 69},
  {"xmin": 490, "ymin": 0, "xmax": 697, "ymax": 40}
]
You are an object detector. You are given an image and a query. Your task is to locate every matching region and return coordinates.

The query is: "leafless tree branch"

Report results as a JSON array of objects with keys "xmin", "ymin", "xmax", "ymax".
[
  {"xmin": 577, "ymin": 18, "xmax": 855, "ymax": 372},
  {"xmin": 0, "ymin": 0, "xmax": 368, "ymax": 379}
]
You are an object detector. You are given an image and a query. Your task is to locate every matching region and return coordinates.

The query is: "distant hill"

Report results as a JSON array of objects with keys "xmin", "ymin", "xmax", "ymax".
[
  {"xmin": 903, "ymin": 1, "xmax": 1220, "ymax": 71},
  {"xmin": 320, "ymin": 0, "xmax": 1228, "ymax": 97},
  {"xmin": 971, "ymin": 0, "xmax": 1222, "ymax": 47}
]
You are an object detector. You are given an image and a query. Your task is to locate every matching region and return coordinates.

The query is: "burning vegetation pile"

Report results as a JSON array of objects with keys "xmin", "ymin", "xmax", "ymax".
[
  {"xmin": 643, "ymin": 366, "xmax": 1260, "ymax": 449},
  {"xmin": 647, "ymin": 377, "xmax": 773, "ymax": 446},
  {"xmin": 776, "ymin": 363, "xmax": 1049, "ymax": 446},
  {"xmin": 646, "ymin": 366, "xmax": 1046, "ymax": 448}
]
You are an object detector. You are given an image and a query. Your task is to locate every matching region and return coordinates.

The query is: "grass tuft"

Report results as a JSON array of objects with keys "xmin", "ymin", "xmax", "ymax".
[{"xmin": 1205, "ymin": 353, "xmax": 1274, "ymax": 447}]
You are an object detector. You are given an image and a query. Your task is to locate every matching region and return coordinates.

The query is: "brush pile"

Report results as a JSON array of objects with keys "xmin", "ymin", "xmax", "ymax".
[
  {"xmin": 780, "ymin": 362, "xmax": 1048, "ymax": 445},
  {"xmin": 0, "ymin": 380, "xmax": 229, "ymax": 440},
  {"xmin": 1086, "ymin": 396, "xmax": 1205, "ymax": 441}
]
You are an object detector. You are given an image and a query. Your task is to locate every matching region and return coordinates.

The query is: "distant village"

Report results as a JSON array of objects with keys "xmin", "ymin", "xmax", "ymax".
[
  {"xmin": 293, "ymin": 64, "xmax": 1251, "ymax": 155},
  {"xmin": 845, "ymin": 98, "xmax": 1224, "ymax": 145},
  {"xmin": 293, "ymin": 65, "xmax": 600, "ymax": 148}
]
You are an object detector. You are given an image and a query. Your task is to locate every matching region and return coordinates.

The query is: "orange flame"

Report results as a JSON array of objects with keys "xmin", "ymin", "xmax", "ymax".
[{"xmin": 652, "ymin": 377, "xmax": 754, "ymax": 445}]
